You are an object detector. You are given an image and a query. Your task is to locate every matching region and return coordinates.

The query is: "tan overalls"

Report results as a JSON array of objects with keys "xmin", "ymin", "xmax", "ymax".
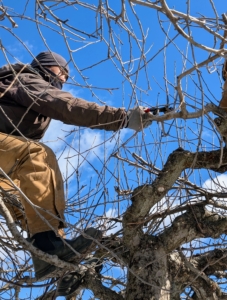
[{"xmin": 0, "ymin": 133, "xmax": 65, "ymax": 236}]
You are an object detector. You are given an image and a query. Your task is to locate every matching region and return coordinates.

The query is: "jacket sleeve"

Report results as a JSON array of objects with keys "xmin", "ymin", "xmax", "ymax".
[{"xmin": 13, "ymin": 73, "xmax": 127, "ymax": 131}]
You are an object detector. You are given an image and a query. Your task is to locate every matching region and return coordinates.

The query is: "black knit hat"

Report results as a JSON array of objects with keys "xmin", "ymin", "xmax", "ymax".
[{"xmin": 31, "ymin": 51, "xmax": 69, "ymax": 73}]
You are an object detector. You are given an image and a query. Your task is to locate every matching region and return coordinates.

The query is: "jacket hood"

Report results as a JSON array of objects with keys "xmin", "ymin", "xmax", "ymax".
[{"xmin": 0, "ymin": 63, "xmax": 39, "ymax": 78}]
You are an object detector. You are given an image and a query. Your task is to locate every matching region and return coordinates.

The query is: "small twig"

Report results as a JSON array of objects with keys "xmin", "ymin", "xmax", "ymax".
[{"xmin": 0, "ymin": 6, "xmax": 18, "ymax": 28}]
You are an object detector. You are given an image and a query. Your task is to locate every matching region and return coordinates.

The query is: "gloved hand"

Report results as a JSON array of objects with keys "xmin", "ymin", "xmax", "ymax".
[{"xmin": 127, "ymin": 106, "xmax": 152, "ymax": 131}]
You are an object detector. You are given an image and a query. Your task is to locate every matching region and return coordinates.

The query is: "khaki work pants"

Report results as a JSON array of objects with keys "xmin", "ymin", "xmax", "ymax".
[{"xmin": 0, "ymin": 132, "xmax": 65, "ymax": 236}]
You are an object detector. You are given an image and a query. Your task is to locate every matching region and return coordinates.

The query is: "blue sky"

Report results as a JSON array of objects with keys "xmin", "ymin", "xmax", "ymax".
[{"xmin": 1, "ymin": 0, "xmax": 227, "ymax": 299}]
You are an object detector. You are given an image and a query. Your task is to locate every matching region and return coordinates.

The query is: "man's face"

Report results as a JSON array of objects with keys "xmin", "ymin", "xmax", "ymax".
[{"xmin": 46, "ymin": 66, "xmax": 68, "ymax": 83}]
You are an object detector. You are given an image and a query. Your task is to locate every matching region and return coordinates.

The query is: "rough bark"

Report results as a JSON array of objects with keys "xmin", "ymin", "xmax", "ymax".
[
  {"xmin": 168, "ymin": 252, "xmax": 226, "ymax": 300},
  {"xmin": 125, "ymin": 240, "xmax": 170, "ymax": 300},
  {"xmin": 160, "ymin": 205, "xmax": 227, "ymax": 252},
  {"xmin": 193, "ymin": 249, "xmax": 227, "ymax": 277},
  {"xmin": 120, "ymin": 144, "xmax": 227, "ymax": 300}
]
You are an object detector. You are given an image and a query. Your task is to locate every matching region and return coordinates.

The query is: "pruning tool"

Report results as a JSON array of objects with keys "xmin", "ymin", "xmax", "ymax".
[{"xmin": 144, "ymin": 105, "xmax": 173, "ymax": 115}]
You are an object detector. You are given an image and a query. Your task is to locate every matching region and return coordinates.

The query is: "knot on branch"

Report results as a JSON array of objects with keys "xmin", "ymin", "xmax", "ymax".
[{"xmin": 160, "ymin": 147, "xmax": 191, "ymax": 175}]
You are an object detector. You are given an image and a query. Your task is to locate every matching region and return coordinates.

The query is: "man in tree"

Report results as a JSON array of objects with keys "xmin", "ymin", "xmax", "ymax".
[{"xmin": 0, "ymin": 51, "xmax": 152, "ymax": 296}]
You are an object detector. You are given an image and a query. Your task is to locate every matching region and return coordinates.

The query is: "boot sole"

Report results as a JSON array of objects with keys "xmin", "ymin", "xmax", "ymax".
[{"xmin": 35, "ymin": 229, "xmax": 102, "ymax": 280}]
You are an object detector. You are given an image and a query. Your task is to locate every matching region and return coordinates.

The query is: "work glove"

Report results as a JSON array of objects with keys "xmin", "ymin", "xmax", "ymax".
[{"xmin": 127, "ymin": 106, "xmax": 153, "ymax": 131}]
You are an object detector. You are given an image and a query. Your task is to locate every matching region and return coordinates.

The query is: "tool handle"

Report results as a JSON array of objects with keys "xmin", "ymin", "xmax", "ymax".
[{"xmin": 144, "ymin": 106, "xmax": 172, "ymax": 114}]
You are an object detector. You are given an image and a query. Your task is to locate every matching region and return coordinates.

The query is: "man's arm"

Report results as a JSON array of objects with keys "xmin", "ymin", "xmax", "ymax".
[{"xmin": 15, "ymin": 73, "xmax": 127, "ymax": 131}]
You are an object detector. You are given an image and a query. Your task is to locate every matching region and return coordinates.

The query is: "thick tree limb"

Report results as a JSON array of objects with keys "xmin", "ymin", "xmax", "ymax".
[
  {"xmin": 193, "ymin": 248, "xmax": 227, "ymax": 277},
  {"xmin": 121, "ymin": 143, "xmax": 227, "ymax": 299},
  {"xmin": 126, "ymin": 146, "xmax": 227, "ymax": 221},
  {"xmin": 160, "ymin": 205, "xmax": 227, "ymax": 252},
  {"xmin": 123, "ymin": 148, "xmax": 191, "ymax": 248},
  {"xmin": 83, "ymin": 269, "xmax": 124, "ymax": 300},
  {"xmin": 125, "ymin": 243, "xmax": 171, "ymax": 300},
  {"xmin": 123, "ymin": 143, "xmax": 227, "ymax": 248},
  {"xmin": 168, "ymin": 252, "xmax": 227, "ymax": 300}
]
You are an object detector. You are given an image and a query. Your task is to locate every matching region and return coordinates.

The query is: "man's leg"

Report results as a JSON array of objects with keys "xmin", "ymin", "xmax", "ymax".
[
  {"xmin": 0, "ymin": 132, "xmax": 65, "ymax": 235},
  {"xmin": 0, "ymin": 133, "xmax": 102, "ymax": 291},
  {"xmin": 0, "ymin": 177, "xmax": 26, "ymax": 229}
]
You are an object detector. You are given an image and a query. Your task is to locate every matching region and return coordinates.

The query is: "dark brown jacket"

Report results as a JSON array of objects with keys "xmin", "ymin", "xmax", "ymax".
[{"xmin": 0, "ymin": 64, "xmax": 126, "ymax": 140}]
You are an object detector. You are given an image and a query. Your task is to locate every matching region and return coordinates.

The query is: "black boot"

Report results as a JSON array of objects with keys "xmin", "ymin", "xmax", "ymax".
[
  {"xmin": 29, "ymin": 228, "xmax": 102, "ymax": 280},
  {"xmin": 57, "ymin": 271, "xmax": 82, "ymax": 296},
  {"xmin": 57, "ymin": 256, "xmax": 103, "ymax": 297}
]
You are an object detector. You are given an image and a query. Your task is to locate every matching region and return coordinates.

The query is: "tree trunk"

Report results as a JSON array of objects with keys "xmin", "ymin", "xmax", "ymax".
[{"xmin": 125, "ymin": 241, "xmax": 170, "ymax": 300}]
